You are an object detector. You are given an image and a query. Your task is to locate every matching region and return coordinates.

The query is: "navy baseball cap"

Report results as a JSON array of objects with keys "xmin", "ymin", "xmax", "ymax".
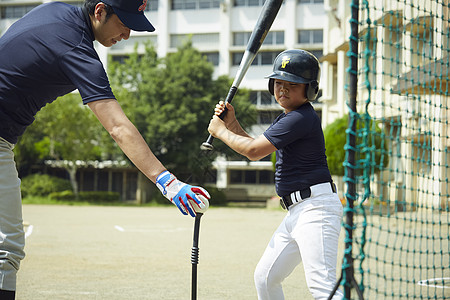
[{"xmin": 101, "ymin": 0, "xmax": 155, "ymax": 32}]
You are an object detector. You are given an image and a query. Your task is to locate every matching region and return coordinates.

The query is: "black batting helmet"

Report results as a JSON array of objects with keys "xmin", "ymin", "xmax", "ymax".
[{"xmin": 266, "ymin": 49, "xmax": 320, "ymax": 101}]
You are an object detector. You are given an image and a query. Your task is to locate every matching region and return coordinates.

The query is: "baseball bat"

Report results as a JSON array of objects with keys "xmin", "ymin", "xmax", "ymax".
[{"xmin": 200, "ymin": 0, "xmax": 284, "ymax": 151}]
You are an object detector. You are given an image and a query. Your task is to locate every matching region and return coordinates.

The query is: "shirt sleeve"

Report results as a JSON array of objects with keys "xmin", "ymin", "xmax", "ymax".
[
  {"xmin": 59, "ymin": 45, "xmax": 116, "ymax": 104},
  {"xmin": 263, "ymin": 110, "xmax": 313, "ymax": 149}
]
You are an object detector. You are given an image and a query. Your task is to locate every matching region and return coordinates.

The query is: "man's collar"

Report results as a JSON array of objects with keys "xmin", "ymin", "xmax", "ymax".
[{"xmin": 81, "ymin": 6, "xmax": 95, "ymax": 42}]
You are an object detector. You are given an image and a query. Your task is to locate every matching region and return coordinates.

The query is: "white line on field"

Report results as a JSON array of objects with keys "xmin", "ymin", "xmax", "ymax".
[
  {"xmin": 114, "ymin": 225, "xmax": 125, "ymax": 232},
  {"xmin": 40, "ymin": 291, "xmax": 97, "ymax": 295}
]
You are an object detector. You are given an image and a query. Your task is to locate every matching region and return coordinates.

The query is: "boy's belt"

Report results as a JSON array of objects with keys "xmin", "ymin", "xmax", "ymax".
[{"xmin": 280, "ymin": 182, "xmax": 337, "ymax": 210}]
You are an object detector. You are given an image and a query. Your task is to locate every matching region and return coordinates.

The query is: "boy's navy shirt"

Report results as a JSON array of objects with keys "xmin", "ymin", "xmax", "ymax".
[
  {"xmin": 263, "ymin": 102, "xmax": 332, "ymax": 197},
  {"xmin": 0, "ymin": 2, "xmax": 115, "ymax": 144}
]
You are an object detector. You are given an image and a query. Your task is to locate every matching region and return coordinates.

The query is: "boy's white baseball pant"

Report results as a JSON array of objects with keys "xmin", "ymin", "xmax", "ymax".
[{"xmin": 254, "ymin": 192, "xmax": 344, "ymax": 300}]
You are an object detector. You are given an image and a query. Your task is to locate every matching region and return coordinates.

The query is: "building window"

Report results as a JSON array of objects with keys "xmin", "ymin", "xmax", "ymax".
[
  {"xmin": 260, "ymin": 52, "xmax": 274, "ymax": 64},
  {"xmin": 82, "ymin": 171, "xmax": 96, "ymax": 191},
  {"xmin": 170, "ymin": 33, "xmax": 219, "ymax": 48},
  {"xmin": 385, "ymin": 24, "xmax": 403, "ymax": 80},
  {"xmin": 97, "ymin": 171, "xmax": 109, "ymax": 191},
  {"xmin": 172, "ymin": 0, "xmax": 220, "ymax": 10},
  {"xmin": 234, "ymin": 0, "xmax": 266, "ymax": 6},
  {"xmin": 125, "ymin": 172, "xmax": 138, "ymax": 201},
  {"xmin": 298, "ymin": 29, "xmax": 323, "ymax": 44},
  {"xmin": 298, "ymin": 0, "xmax": 324, "ymax": 4},
  {"xmin": 0, "ymin": 5, "xmax": 37, "ymax": 19},
  {"xmin": 259, "ymin": 170, "xmax": 274, "ymax": 184},
  {"xmin": 309, "ymin": 49, "xmax": 323, "ymax": 59},
  {"xmin": 258, "ymin": 110, "xmax": 282, "ymax": 125},
  {"xmin": 315, "ymin": 107, "xmax": 322, "ymax": 120},
  {"xmin": 233, "ymin": 31, "xmax": 284, "ymax": 46},
  {"xmin": 233, "ymin": 32, "xmax": 247, "ymax": 46},
  {"xmin": 410, "ymin": 26, "xmax": 433, "ymax": 66},
  {"xmin": 250, "ymin": 91, "xmax": 278, "ymax": 106},
  {"xmin": 230, "ymin": 170, "xmax": 243, "ymax": 184},
  {"xmin": 264, "ymin": 31, "xmax": 285, "ymax": 45},
  {"xmin": 244, "ymin": 170, "xmax": 257, "ymax": 184},
  {"xmin": 145, "ymin": 0, "xmax": 159, "ymax": 11},
  {"xmin": 232, "ymin": 51, "xmax": 280, "ymax": 66},
  {"xmin": 203, "ymin": 52, "xmax": 220, "ymax": 66},
  {"xmin": 229, "ymin": 170, "xmax": 274, "ymax": 184}
]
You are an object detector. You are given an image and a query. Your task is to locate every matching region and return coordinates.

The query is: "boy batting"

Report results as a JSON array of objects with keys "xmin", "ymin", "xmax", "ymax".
[{"xmin": 208, "ymin": 49, "xmax": 343, "ymax": 300}]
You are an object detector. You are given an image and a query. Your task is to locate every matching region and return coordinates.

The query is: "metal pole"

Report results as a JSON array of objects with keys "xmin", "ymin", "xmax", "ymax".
[
  {"xmin": 191, "ymin": 213, "xmax": 203, "ymax": 300},
  {"xmin": 328, "ymin": 1, "xmax": 363, "ymax": 298},
  {"xmin": 344, "ymin": 0, "xmax": 360, "ymax": 299}
]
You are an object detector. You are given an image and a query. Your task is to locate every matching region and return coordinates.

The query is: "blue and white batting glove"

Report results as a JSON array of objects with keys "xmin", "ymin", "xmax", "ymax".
[{"xmin": 156, "ymin": 171, "xmax": 210, "ymax": 217}]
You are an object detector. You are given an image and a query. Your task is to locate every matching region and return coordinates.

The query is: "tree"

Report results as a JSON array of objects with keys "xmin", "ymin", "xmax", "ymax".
[
  {"xmin": 15, "ymin": 40, "xmax": 258, "ymax": 194},
  {"xmin": 13, "ymin": 122, "xmax": 43, "ymax": 178},
  {"xmin": 324, "ymin": 115, "xmax": 347, "ymax": 175},
  {"xmin": 324, "ymin": 114, "xmax": 389, "ymax": 176},
  {"xmin": 21, "ymin": 93, "xmax": 115, "ymax": 195},
  {"xmin": 109, "ymin": 40, "xmax": 256, "ymax": 182}
]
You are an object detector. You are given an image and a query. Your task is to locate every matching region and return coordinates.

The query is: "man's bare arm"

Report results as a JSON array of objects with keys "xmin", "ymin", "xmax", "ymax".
[{"xmin": 88, "ymin": 99, "xmax": 165, "ymax": 183}]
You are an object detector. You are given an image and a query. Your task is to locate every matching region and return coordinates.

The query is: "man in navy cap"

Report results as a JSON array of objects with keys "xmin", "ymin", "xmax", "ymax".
[{"xmin": 0, "ymin": 1, "xmax": 210, "ymax": 298}]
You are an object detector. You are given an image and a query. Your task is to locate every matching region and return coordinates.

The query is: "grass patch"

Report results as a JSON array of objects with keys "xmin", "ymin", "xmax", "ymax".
[{"xmin": 22, "ymin": 196, "xmax": 169, "ymax": 207}]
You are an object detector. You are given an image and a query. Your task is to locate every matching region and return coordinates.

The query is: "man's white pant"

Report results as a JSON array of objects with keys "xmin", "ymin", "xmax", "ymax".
[
  {"xmin": 0, "ymin": 137, "xmax": 25, "ymax": 291},
  {"xmin": 254, "ymin": 192, "xmax": 344, "ymax": 300}
]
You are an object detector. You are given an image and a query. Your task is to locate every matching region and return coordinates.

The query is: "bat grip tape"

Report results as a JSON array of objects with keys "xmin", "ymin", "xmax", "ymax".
[{"xmin": 219, "ymin": 86, "xmax": 238, "ymax": 120}]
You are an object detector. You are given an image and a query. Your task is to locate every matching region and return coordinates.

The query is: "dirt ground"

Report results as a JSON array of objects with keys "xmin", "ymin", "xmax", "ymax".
[{"xmin": 17, "ymin": 205, "xmax": 337, "ymax": 300}]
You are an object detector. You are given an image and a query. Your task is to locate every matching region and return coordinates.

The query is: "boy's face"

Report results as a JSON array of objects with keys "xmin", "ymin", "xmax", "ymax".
[
  {"xmin": 273, "ymin": 79, "xmax": 308, "ymax": 113},
  {"xmin": 91, "ymin": 4, "xmax": 131, "ymax": 47}
]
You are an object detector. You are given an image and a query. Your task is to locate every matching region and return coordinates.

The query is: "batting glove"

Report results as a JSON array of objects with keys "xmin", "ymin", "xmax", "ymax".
[{"xmin": 156, "ymin": 171, "xmax": 210, "ymax": 217}]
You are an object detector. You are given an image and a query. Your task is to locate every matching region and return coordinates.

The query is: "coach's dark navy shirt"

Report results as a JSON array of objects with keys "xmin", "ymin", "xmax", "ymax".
[
  {"xmin": 0, "ymin": 2, "xmax": 115, "ymax": 144},
  {"xmin": 263, "ymin": 102, "xmax": 332, "ymax": 197}
]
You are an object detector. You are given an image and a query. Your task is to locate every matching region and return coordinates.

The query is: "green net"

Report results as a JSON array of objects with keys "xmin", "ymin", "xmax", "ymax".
[{"xmin": 341, "ymin": 0, "xmax": 450, "ymax": 299}]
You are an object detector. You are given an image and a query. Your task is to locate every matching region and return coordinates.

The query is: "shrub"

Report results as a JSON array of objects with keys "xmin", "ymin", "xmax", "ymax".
[
  {"xmin": 78, "ymin": 191, "xmax": 120, "ymax": 202},
  {"xmin": 324, "ymin": 114, "xmax": 389, "ymax": 176},
  {"xmin": 324, "ymin": 115, "xmax": 347, "ymax": 176},
  {"xmin": 21, "ymin": 174, "xmax": 72, "ymax": 198},
  {"xmin": 48, "ymin": 190, "xmax": 75, "ymax": 201},
  {"xmin": 204, "ymin": 186, "xmax": 227, "ymax": 206},
  {"xmin": 49, "ymin": 190, "xmax": 120, "ymax": 203}
]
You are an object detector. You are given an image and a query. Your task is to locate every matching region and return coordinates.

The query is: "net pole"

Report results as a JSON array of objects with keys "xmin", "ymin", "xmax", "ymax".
[{"xmin": 344, "ymin": 0, "xmax": 359, "ymax": 299}]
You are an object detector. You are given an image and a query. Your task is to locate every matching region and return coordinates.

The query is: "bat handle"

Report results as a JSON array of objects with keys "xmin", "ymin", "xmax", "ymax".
[
  {"xmin": 201, "ymin": 87, "xmax": 236, "ymax": 151},
  {"xmin": 201, "ymin": 135, "xmax": 215, "ymax": 151},
  {"xmin": 200, "ymin": 106, "xmax": 228, "ymax": 150}
]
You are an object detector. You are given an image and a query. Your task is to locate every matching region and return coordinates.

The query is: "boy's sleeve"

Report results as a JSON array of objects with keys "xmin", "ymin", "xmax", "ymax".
[{"xmin": 263, "ymin": 111, "xmax": 312, "ymax": 149}]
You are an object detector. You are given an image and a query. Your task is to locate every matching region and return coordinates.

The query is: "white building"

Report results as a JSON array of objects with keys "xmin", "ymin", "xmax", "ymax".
[
  {"xmin": 0, "ymin": 0, "xmax": 327, "ymax": 203},
  {"xmin": 321, "ymin": 0, "xmax": 450, "ymax": 211}
]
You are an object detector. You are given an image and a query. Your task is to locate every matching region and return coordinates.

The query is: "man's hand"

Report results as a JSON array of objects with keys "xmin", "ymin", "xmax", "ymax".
[{"xmin": 156, "ymin": 171, "xmax": 210, "ymax": 217}]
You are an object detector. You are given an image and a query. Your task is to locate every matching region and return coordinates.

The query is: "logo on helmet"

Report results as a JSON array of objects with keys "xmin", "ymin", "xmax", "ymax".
[
  {"xmin": 139, "ymin": 0, "xmax": 148, "ymax": 12},
  {"xmin": 281, "ymin": 57, "xmax": 290, "ymax": 69}
]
